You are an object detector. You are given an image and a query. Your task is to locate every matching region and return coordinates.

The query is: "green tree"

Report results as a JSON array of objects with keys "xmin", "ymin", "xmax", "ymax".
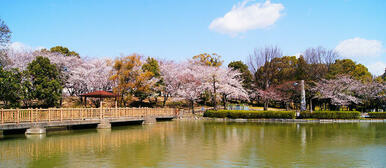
[
  {"xmin": 327, "ymin": 59, "xmax": 372, "ymax": 82},
  {"xmin": 142, "ymin": 57, "xmax": 160, "ymax": 77},
  {"xmin": 140, "ymin": 57, "xmax": 161, "ymax": 104},
  {"xmin": 295, "ymin": 56, "xmax": 308, "ymax": 80},
  {"xmin": 270, "ymin": 56, "xmax": 298, "ymax": 84},
  {"xmin": 192, "ymin": 53, "xmax": 223, "ymax": 67},
  {"xmin": 228, "ymin": 61, "xmax": 253, "ymax": 89},
  {"xmin": 0, "ymin": 18, "xmax": 12, "ymax": 67},
  {"xmin": 49, "ymin": 46, "xmax": 80, "ymax": 58},
  {"xmin": 378, "ymin": 69, "xmax": 386, "ymax": 82},
  {"xmin": 27, "ymin": 56, "xmax": 62, "ymax": 107},
  {"xmin": 0, "ymin": 67, "xmax": 23, "ymax": 108}
]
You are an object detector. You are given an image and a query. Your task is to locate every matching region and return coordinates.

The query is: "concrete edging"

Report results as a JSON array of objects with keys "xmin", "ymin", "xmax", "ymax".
[{"xmin": 207, "ymin": 118, "xmax": 386, "ymax": 123}]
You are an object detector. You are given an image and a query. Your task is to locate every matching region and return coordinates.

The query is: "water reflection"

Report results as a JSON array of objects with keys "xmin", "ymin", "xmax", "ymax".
[
  {"xmin": 0, "ymin": 121, "xmax": 385, "ymax": 168},
  {"xmin": 25, "ymin": 134, "xmax": 46, "ymax": 140}
]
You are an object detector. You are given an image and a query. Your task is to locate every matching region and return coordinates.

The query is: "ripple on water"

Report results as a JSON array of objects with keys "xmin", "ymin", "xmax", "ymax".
[{"xmin": 0, "ymin": 121, "xmax": 385, "ymax": 168}]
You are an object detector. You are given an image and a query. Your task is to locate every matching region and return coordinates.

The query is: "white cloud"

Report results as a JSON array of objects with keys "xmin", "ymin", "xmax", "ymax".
[
  {"xmin": 335, "ymin": 37, "xmax": 383, "ymax": 59},
  {"xmin": 366, "ymin": 62, "xmax": 386, "ymax": 76},
  {"xmin": 8, "ymin": 42, "xmax": 44, "ymax": 52},
  {"xmin": 209, "ymin": 0, "xmax": 284, "ymax": 36},
  {"xmin": 9, "ymin": 42, "xmax": 32, "ymax": 52}
]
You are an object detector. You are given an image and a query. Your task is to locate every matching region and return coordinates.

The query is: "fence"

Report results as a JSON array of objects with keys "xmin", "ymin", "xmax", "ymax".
[{"xmin": 0, "ymin": 107, "xmax": 176, "ymax": 124}]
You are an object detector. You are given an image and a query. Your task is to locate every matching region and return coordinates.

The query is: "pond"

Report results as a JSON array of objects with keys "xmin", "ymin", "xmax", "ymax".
[{"xmin": 0, "ymin": 120, "xmax": 385, "ymax": 168}]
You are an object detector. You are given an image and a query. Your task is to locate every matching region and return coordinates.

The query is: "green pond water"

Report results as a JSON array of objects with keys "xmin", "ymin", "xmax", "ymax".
[{"xmin": 0, "ymin": 120, "xmax": 385, "ymax": 168}]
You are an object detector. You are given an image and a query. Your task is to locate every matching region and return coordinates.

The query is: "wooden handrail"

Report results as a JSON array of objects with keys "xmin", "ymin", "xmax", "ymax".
[{"xmin": 0, "ymin": 107, "xmax": 176, "ymax": 124}]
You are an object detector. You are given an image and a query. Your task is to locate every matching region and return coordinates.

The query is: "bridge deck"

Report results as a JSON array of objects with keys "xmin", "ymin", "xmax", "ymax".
[{"xmin": 0, "ymin": 107, "xmax": 177, "ymax": 131}]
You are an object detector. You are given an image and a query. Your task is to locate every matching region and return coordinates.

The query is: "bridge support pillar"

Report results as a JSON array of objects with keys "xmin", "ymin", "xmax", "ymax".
[
  {"xmin": 143, "ymin": 117, "xmax": 156, "ymax": 125},
  {"xmin": 97, "ymin": 119, "xmax": 111, "ymax": 129},
  {"xmin": 26, "ymin": 126, "xmax": 46, "ymax": 135}
]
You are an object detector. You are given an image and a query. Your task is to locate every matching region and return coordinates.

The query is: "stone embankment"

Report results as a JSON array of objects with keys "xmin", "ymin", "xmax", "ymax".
[{"xmin": 177, "ymin": 113, "xmax": 386, "ymax": 123}]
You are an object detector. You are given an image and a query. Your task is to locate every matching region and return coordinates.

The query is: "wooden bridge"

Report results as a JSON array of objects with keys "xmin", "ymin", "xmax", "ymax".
[{"xmin": 0, "ymin": 107, "xmax": 178, "ymax": 134}]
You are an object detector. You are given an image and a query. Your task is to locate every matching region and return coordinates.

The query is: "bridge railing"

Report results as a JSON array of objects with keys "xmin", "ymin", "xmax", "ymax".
[{"xmin": 0, "ymin": 107, "xmax": 176, "ymax": 124}]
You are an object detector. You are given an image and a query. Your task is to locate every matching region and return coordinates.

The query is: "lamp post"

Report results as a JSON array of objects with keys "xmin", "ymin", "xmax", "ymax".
[{"xmin": 294, "ymin": 80, "xmax": 306, "ymax": 112}]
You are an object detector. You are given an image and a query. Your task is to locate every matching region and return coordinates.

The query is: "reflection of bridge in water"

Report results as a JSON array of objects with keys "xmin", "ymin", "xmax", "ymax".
[{"xmin": 0, "ymin": 107, "xmax": 177, "ymax": 134}]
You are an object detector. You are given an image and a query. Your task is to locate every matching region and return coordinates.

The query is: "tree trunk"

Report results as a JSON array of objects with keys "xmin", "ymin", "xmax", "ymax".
[
  {"xmin": 310, "ymin": 98, "xmax": 313, "ymax": 113},
  {"xmin": 222, "ymin": 94, "xmax": 227, "ymax": 110},
  {"xmin": 162, "ymin": 94, "xmax": 168, "ymax": 107},
  {"xmin": 286, "ymin": 102, "xmax": 290, "ymax": 111},
  {"xmin": 264, "ymin": 80, "xmax": 269, "ymax": 111},
  {"xmin": 191, "ymin": 100, "xmax": 195, "ymax": 114},
  {"xmin": 212, "ymin": 78, "xmax": 217, "ymax": 110}
]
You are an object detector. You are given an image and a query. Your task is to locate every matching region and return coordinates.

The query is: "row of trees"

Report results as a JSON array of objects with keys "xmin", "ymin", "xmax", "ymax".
[
  {"xmin": 245, "ymin": 46, "xmax": 384, "ymax": 111},
  {"xmin": 159, "ymin": 57, "xmax": 248, "ymax": 113},
  {"xmin": 0, "ymin": 46, "xmax": 113, "ymax": 108},
  {"xmin": 0, "ymin": 56, "xmax": 62, "ymax": 108},
  {"xmin": 0, "ymin": 18, "xmax": 384, "ymax": 111}
]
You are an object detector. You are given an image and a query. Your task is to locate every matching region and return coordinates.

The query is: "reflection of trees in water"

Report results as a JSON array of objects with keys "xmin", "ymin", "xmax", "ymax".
[
  {"xmin": 198, "ymin": 122, "xmax": 383, "ymax": 167},
  {"xmin": 0, "ymin": 123, "xmax": 175, "ymax": 168},
  {"xmin": 0, "ymin": 121, "xmax": 384, "ymax": 168}
]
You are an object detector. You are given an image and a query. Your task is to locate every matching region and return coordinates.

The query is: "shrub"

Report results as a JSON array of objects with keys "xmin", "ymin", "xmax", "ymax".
[
  {"xmin": 368, "ymin": 112, "xmax": 386, "ymax": 119},
  {"xmin": 203, "ymin": 110, "xmax": 296, "ymax": 119},
  {"xmin": 299, "ymin": 111, "xmax": 360, "ymax": 119}
]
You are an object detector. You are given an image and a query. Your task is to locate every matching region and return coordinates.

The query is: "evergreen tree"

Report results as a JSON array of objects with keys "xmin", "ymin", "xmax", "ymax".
[
  {"xmin": 295, "ymin": 56, "xmax": 308, "ymax": 80},
  {"xmin": 327, "ymin": 59, "xmax": 372, "ymax": 82},
  {"xmin": 0, "ymin": 67, "xmax": 23, "ymax": 108},
  {"xmin": 27, "ymin": 56, "xmax": 62, "ymax": 107},
  {"xmin": 228, "ymin": 61, "xmax": 253, "ymax": 89}
]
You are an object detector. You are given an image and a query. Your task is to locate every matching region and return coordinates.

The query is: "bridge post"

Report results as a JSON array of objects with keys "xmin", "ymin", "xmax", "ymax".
[
  {"xmin": 97, "ymin": 119, "xmax": 111, "ymax": 129},
  {"xmin": 60, "ymin": 108, "xmax": 63, "ymax": 122},
  {"xmin": 1, "ymin": 108, "xmax": 3, "ymax": 124},
  {"xmin": 143, "ymin": 116, "xmax": 156, "ymax": 125},
  {"xmin": 100, "ymin": 102, "xmax": 103, "ymax": 119},
  {"xmin": 16, "ymin": 109, "xmax": 19, "ymax": 124},
  {"xmin": 25, "ymin": 125, "xmax": 46, "ymax": 135}
]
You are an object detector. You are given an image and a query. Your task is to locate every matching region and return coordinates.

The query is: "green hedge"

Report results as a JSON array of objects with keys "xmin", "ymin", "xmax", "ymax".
[
  {"xmin": 203, "ymin": 110, "xmax": 296, "ymax": 119},
  {"xmin": 368, "ymin": 112, "xmax": 386, "ymax": 119},
  {"xmin": 299, "ymin": 111, "xmax": 360, "ymax": 119}
]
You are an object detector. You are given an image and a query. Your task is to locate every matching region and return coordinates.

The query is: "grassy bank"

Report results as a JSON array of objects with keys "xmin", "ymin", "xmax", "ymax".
[
  {"xmin": 368, "ymin": 112, "xmax": 386, "ymax": 119},
  {"xmin": 204, "ymin": 110, "xmax": 363, "ymax": 119},
  {"xmin": 203, "ymin": 110, "xmax": 296, "ymax": 119},
  {"xmin": 299, "ymin": 111, "xmax": 360, "ymax": 119}
]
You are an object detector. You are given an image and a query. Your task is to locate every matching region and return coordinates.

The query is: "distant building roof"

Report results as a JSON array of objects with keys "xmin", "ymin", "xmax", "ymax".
[{"xmin": 79, "ymin": 90, "xmax": 117, "ymax": 98}]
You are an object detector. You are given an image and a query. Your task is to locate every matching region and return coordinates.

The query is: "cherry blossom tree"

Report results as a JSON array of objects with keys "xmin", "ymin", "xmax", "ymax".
[
  {"xmin": 356, "ymin": 81, "xmax": 385, "ymax": 111},
  {"xmin": 174, "ymin": 63, "xmax": 206, "ymax": 113},
  {"xmin": 160, "ymin": 61, "xmax": 248, "ymax": 112},
  {"xmin": 159, "ymin": 61, "xmax": 184, "ymax": 106},
  {"xmin": 160, "ymin": 62, "xmax": 207, "ymax": 113},
  {"xmin": 273, "ymin": 81, "xmax": 301, "ymax": 110},
  {"xmin": 6, "ymin": 48, "xmax": 113, "ymax": 97},
  {"xmin": 67, "ymin": 58, "xmax": 113, "ymax": 96},
  {"xmin": 202, "ymin": 66, "xmax": 249, "ymax": 110},
  {"xmin": 249, "ymin": 87, "xmax": 282, "ymax": 108},
  {"xmin": 5, "ymin": 48, "xmax": 35, "ymax": 71},
  {"xmin": 313, "ymin": 75, "xmax": 362, "ymax": 108}
]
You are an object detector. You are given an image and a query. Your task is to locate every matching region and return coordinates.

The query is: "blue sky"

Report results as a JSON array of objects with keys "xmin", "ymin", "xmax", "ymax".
[{"xmin": 1, "ymin": 0, "xmax": 385, "ymax": 75}]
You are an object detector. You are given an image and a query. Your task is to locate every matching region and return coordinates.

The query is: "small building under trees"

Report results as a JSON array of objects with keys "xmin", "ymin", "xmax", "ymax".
[{"xmin": 80, "ymin": 91, "xmax": 117, "ymax": 108}]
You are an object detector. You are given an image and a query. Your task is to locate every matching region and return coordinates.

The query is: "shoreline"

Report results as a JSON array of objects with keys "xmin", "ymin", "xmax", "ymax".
[{"xmin": 178, "ymin": 116, "xmax": 386, "ymax": 123}]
